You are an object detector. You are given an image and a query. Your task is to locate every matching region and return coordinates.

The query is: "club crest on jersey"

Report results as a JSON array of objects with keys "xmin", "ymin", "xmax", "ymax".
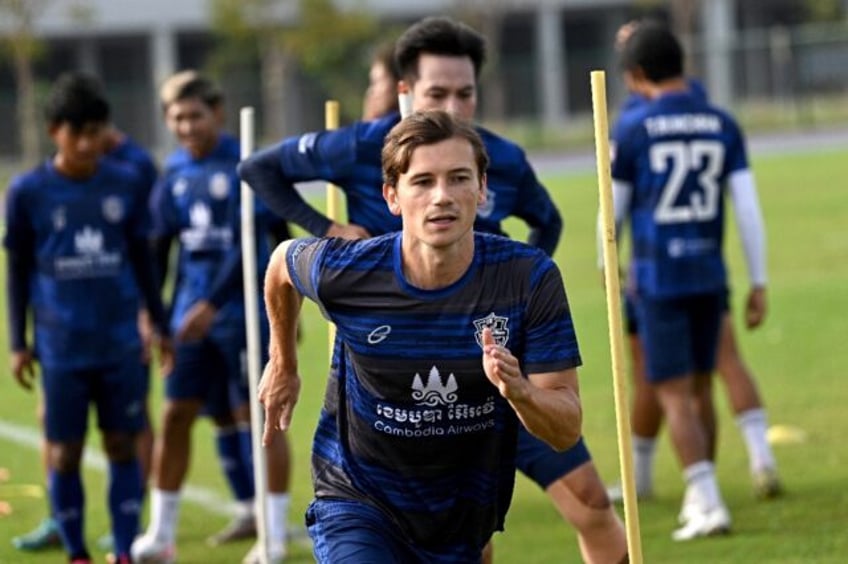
[
  {"xmin": 172, "ymin": 178, "xmax": 188, "ymax": 197},
  {"xmin": 74, "ymin": 226, "xmax": 104, "ymax": 255},
  {"xmin": 476, "ymin": 191, "xmax": 495, "ymax": 218},
  {"xmin": 474, "ymin": 312, "xmax": 509, "ymax": 348},
  {"xmin": 209, "ymin": 172, "xmax": 230, "ymax": 200},
  {"xmin": 412, "ymin": 366, "xmax": 458, "ymax": 406},
  {"xmin": 102, "ymin": 196, "xmax": 124, "ymax": 223}
]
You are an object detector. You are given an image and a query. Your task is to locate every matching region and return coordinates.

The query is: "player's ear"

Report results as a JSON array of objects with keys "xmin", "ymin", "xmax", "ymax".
[
  {"xmin": 477, "ymin": 173, "xmax": 487, "ymax": 206},
  {"xmin": 383, "ymin": 183, "xmax": 401, "ymax": 216}
]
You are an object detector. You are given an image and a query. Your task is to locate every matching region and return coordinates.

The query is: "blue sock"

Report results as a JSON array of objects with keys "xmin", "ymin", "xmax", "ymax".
[
  {"xmin": 108, "ymin": 460, "xmax": 142, "ymax": 557},
  {"xmin": 237, "ymin": 426, "xmax": 256, "ymax": 491},
  {"xmin": 216, "ymin": 427, "xmax": 255, "ymax": 501},
  {"xmin": 48, "ymin": 468, "xmax": 87, "ymax": 559}
]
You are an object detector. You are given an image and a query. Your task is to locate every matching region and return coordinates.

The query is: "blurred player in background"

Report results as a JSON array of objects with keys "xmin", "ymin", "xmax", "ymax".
[
  {"xmin": 4, "ymin": 72, "xmax": 171, "ymax": 564},
  {"xmin": 362, "ymin": 40, "xmax": 401, "ymax": 120},
  {"xmin": 10, "ymin": 78, "xmax": 163, "ymax": 556},
  {"xmin": 130, "ymin": 71, "xmax": 291, "ymax": 564},
  {"xmin": 609, "ymin": 19, "xmax": 781, "ymax": 505},
  {"xmin": 240, "ymin": 16, "xmax": 627, "ymax": 564},
  {"xmin": 610, "ymin": 22, "xmax": 769, "ymax": 540}
]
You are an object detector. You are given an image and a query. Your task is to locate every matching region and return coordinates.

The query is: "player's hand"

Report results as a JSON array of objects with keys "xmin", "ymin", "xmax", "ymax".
[
  {"xmin": 481, "ymin": 328, "xmax": 528, "ymax": 402},
  {"xmin": 137, "ymin": 308, "xmax": 154, "ymax": 364},
  {"xmin": 11, "ymin": 349, "xmax": 37, "ymax": 391},
  {"xmin": 258, "ymin": 350, "xmax": 301, "ymax": 446},
  {"xmin": 325, "ymin": 222, "xmax": 371, "ymax": 240},
  {"xmin": 745, "ymin": 287, "xmax": 767, "ymax": 329},
  {"xmin": 177, "ymin": 300, "xmax": 217, "ymax": 342},
  {"xmin": 156, "ymin": 335, "xmax": 175, "ymax": 377}
]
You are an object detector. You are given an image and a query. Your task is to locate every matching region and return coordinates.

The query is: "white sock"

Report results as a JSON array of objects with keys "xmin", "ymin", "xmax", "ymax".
[
  {"xmin": 266, "ymin": 493, "xmax": 290, "ymax": 552},
  {"xmin": 736, "ymin": 408, "xmax": 777, "ymax": 474},
  {"xmin": 683, "ymin": 461, "xmax": 724, "ymax": 511},
  {"xmin": 236, "ymin": 499, "xmax": 255, "ymax": 519},
  {"xmin": 149, "ymin": 489, "xmax": 181, "ymax": 544},
  {"xmin": 633, "ymin": 435, "xmax": 657, "ymax": 494}
]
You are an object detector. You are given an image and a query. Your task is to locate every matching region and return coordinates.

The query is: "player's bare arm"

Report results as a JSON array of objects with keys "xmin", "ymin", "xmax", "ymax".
[
  {"xmin": 260, "ymin": 240, "xmax": 304, "ymax": 445},
  {"xmin": 481, "ymin": 328, "xmax": 582, "ymax": 451}
]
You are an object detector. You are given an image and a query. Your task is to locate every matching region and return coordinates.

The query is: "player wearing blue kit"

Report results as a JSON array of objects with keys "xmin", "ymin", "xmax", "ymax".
[
  {"xmin": 4, "ymin": 72, "xmax": 170, "ymax": 564},
  {"xmin": 10, "ymin": 95, "xmax": 164, "ymax": 556},
  {"xmin": 259, "ymin": 110, "xmax": 583, "ymax": 563},
  {"xmin": 608, "ymin": 20, "xmax": 781, "ymax": 504},
  {"xmin": 241, "ymin": 17, "xmax": 626, "ymax": 563},
  {"xmin": 131, "ymin": 71, "xmax": 291, "ymax": 564},
  {"xmin": 610, "ymin": 23, "xmax": 768, "ymax": 540}
]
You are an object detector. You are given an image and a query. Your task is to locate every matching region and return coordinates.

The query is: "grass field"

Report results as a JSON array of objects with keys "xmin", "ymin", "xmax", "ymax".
[{"xmin": 1, "ymin": 148, "xmax": 847, "ymax": 563}]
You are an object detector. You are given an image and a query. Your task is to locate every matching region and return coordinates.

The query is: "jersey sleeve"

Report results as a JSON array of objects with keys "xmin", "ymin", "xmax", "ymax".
[
  {"xmin": 511, "ymin": 156, "xmax": 563, "ymax": 256},
  {"xmin": 610, "ymin": 118, "xmax": 640, "ymax": 184},
  {"xmin": 3, "ymin": 177, "xmax": 35, "ymax": 351},
  {"xmin": 522, "ymin": 257, "xmax": 581, "ymax": 374},
  {"xmin": 148, "ymin": 174, "xmax": 179, "ymax": 239},
  {"xmin": 724, "ymin": 118, "xmax": 750, "ymax": 176},
  {"xmin": 2, "ymin": 176, "xmax": 34, "ymax": 253},
  {"xmin": 239, "ymin": 126, "xmax": 360, "ymax": 236},
  {"xmin": 285, "ymin": 237, "xmax": 329, "ymax": 305}
]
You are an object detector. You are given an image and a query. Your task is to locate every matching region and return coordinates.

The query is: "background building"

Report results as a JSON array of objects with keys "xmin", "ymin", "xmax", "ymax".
[{"xmin": 0, "ymin": 0, "xmax": 846, "ymax": 158}]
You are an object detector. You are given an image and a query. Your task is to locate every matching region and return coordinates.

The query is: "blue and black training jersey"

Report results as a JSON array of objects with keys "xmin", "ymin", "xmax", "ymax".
[
  {"xmin": 286, "ymin": 231, "xmax": 581, "ymax": 556},
  {"xmin": 612, "ymin": 90, "xmax": 750, "ymax": 299},
  {"xmin": 3, "ymin": 159, "xmax": 153, "ymax": 369},
  {"xmin": 151, "ymin": 134, "xmax": 272, "ymax": 341},
  {"xmin": 240, "ymin": 112, "xmax": 562, "ymax": 255}
]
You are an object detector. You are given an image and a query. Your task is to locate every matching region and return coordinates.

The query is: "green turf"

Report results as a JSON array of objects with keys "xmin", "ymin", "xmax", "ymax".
[{"xmin": 1, "ymin": 149, "xmax": 846, "ymax": 562}]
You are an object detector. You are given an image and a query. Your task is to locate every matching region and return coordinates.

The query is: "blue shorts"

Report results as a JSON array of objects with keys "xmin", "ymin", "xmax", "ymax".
[
  {"xmin": 306, "ymin": 499, "xmax": 482, "ymax": 564},
  {"xmin": 516, "ymin": 430, "xmax": 591, "ymax": 489},
  {"xmin": 636, "ymin": 292, "xmax": 724, "ymax": 382},
  {"xmin": 165, "ymin": 338, "xmax": 249, "ymax": 418},
  {"xmin": 42, "ymin": 357, "xmax": 147, "ymax": 442},
  {"xmin": 627, "ymin": 290, "xmax": 730, "ymax": 336}
]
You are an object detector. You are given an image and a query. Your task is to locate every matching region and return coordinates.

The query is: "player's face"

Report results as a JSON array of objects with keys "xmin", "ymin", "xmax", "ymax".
[
  {"xmin": 49, "ymin": 121, "xmax": 107, "ymax": 178},
  {"xmin": 363, "ymin": 61, "xmax": 397, "ymax": 120},
  {"xmin": 165, "ymin": 97, "xmax": 222, "ymax": 158},
  {"xmin": 384, "ymin": 136, "xmax": 486, "ymax": 249},
  {"xmin": 409, "ymin": 54, "xmax": 477, "ymax": 121}
]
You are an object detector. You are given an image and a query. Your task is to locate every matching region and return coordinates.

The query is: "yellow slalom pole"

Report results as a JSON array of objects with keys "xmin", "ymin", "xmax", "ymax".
[
  {"xmin": 590, "ymin": 70, "xmax": 643, "ymax": 564},
  {"xmin": 325, "ymin": 100, "xmax": 340, "ymax": 358}
]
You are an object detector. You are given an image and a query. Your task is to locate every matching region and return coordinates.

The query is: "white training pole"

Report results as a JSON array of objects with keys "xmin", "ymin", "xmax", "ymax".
[
  {"xmin": 240, "ymin": 106, "xmax": 270, "ymax": 564},
  {"xmin": 398, "ymin": 83, "xmax": 413, "ymax": 119},
  {"xmin": 590, "ymin": 70, "xmax": 644, "ymax": 564}
]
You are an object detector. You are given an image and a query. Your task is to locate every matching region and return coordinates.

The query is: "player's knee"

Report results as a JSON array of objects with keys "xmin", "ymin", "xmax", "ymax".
[
  {"xmin": 578, "ymin": 481, "xmax": 613, "ymax": 512},
  {"xmin": 162, "ymin": 401, "xmax": 199, "ymax": 432},
  {"xmin": 48, "ymin": 441, "xmax": 84, "ymax": 473},
  {"xmin": 102, "ymin": 432, "xmax": 137, "ymax": 462}
]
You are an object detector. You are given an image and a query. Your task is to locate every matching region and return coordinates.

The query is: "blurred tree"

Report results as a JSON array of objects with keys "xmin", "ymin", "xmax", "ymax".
[
  {"xmin": 0, "ymin": 0, "xmax": 49, "ymax": 165},
  {"xmin": 802, "ymin": 0, "xmax": 843, "ymax": 21},
  {"xmin": 209, "ymin": 0, "xmax": 379, "ymax": 138}
]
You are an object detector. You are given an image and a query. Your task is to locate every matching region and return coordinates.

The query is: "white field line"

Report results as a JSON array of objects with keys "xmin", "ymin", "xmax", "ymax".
[{"xmin": 0, "ymin": 419, "xmax": 238, "ymax": 517}]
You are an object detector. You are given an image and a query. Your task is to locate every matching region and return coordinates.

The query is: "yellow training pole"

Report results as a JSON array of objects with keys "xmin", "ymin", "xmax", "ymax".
[
  {"xmin": 325, "ymin": 100, "xmax": 340, "ymax": 357},
  {"xmin": 590, "ymin": 70, "xmax": 644, "ymax": 564}
]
